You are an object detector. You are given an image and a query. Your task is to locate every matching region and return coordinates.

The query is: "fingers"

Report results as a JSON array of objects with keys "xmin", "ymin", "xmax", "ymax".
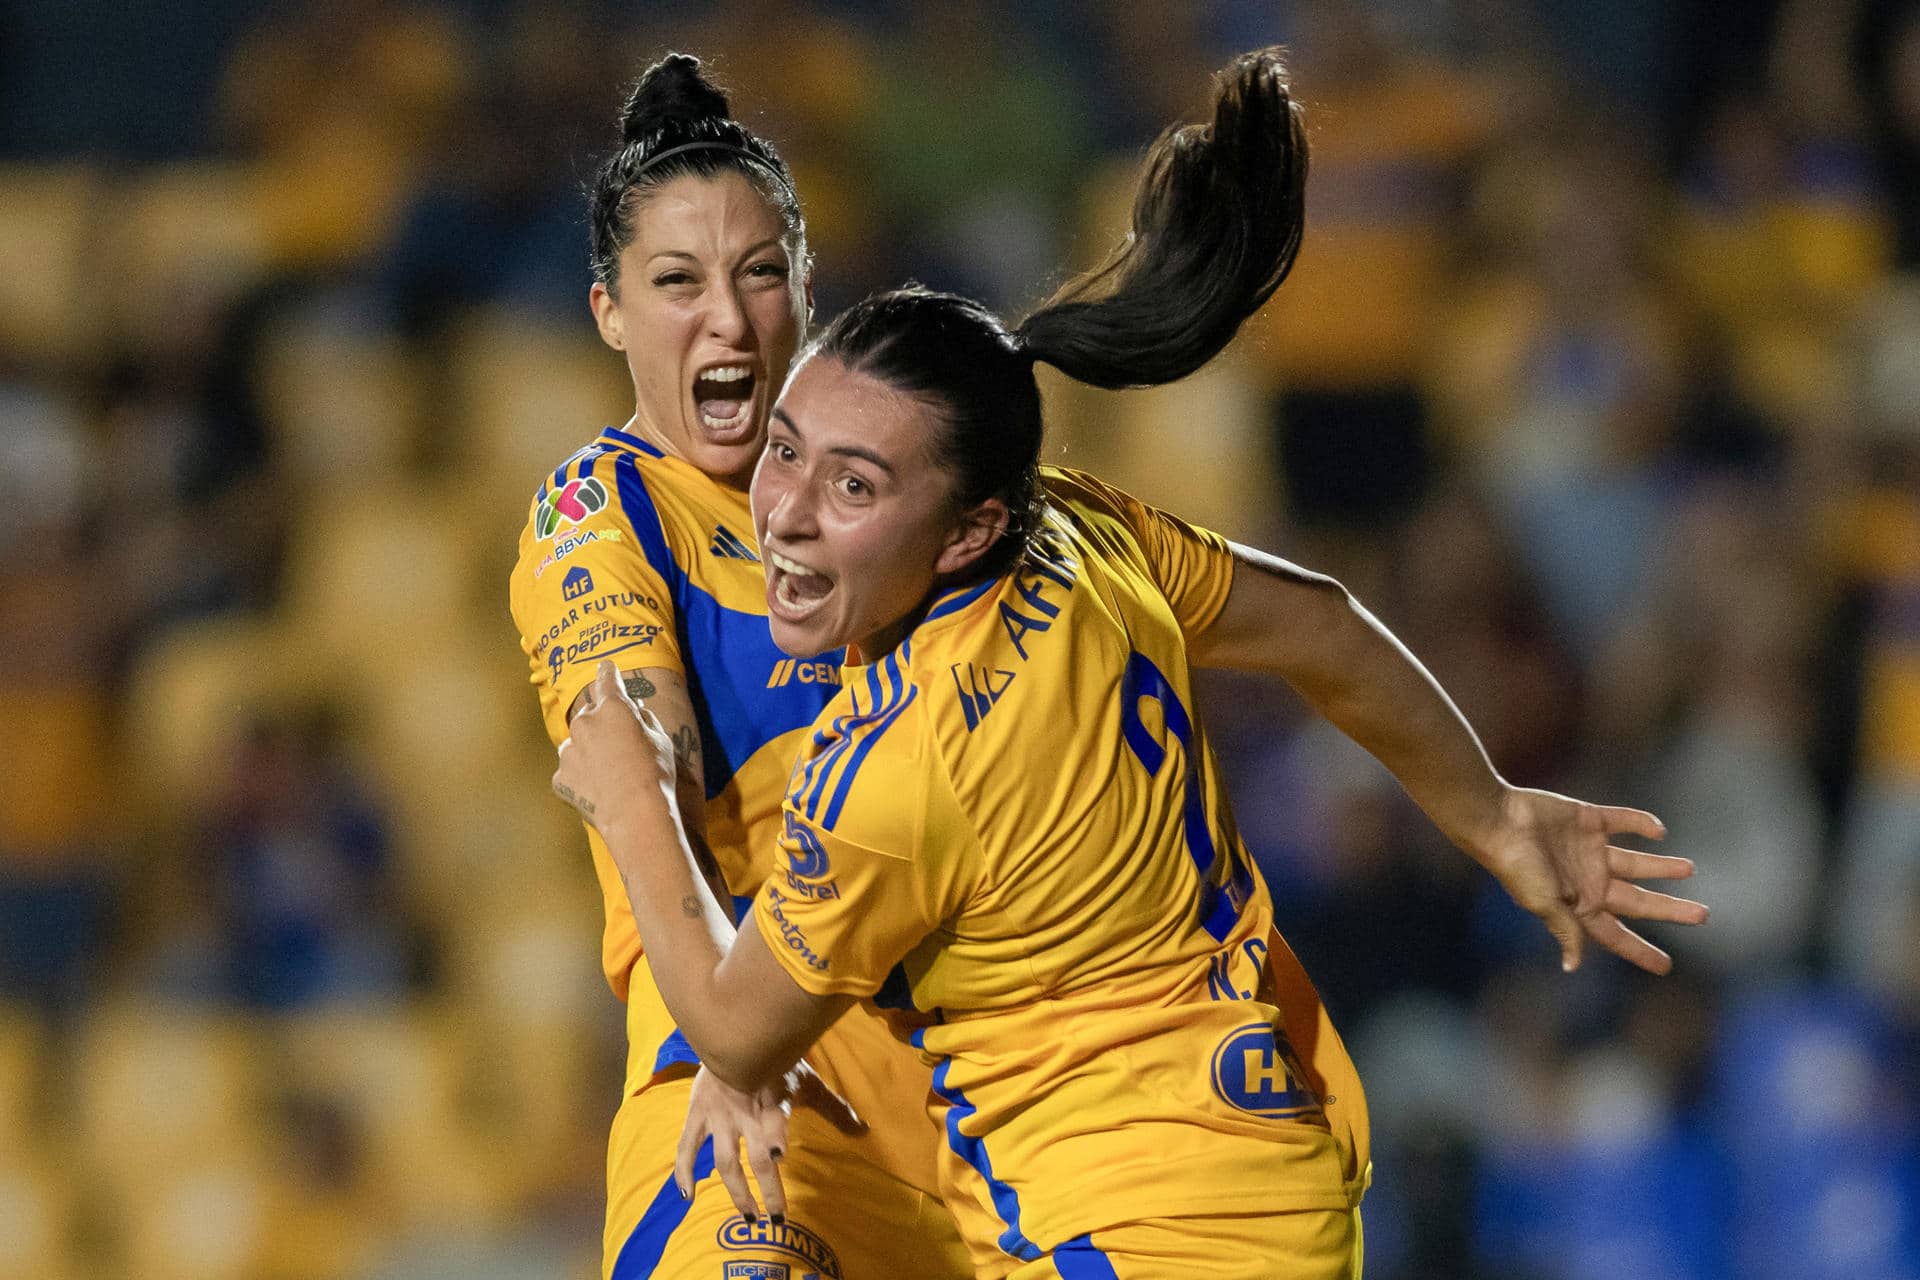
[
  {"xmin": 1580, "ymin": 909, "xmax": 1674, "ymax": 976},
  {"xmin": 1603, "ymin": 879, "xmax": 1709, "ymax": 926},
  {"xmin": 744, "ymin": 1128, "xmax": 788, "ymax": 1225},
  {"xmin": 1607, "ymin": 846, "xmax": 1693, "ymax": 882},
  {"xmin": 673, "ymin": 1107, "xmax": 709, "ymax": 1200},
  {"xmin": 1543, "ymin": 903, "xmax": 1584, "ymax": 973},
  {"xmin": 1598, "ymin": 805, "xmax": 1666, "ymax": 842},
  {"xmin": 712, "ymin": 1132, "xmax": 763, "ymax": 1221}
]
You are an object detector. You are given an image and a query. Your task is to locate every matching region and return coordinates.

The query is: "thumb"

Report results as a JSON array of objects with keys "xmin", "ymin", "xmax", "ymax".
[
  {"xmin": 1546, "ymin": 908, "xmax": 1583, "ymax": 973},
  {"xmin": 595, "ymin": 659, "xmax": 624, "ymax": 706}
]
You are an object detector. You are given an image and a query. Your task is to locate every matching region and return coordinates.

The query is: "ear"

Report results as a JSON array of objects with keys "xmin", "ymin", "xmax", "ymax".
[
  {"xmin": 933, "ymin": 498, "xmax": 1011, "ymax": 578},
  {"xmin": 590, "ymin": 281, "xmax": 624, "ymax": 351}
]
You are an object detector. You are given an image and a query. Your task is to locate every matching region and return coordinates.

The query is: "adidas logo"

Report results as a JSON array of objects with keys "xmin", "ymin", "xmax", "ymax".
[
  {"xmin": 710, "ymin": 524, "xmax": 759, "ymax": 561},
  {"xmin": 951, "ymin": 664, "xmax": 1016, "ymax": 731}
]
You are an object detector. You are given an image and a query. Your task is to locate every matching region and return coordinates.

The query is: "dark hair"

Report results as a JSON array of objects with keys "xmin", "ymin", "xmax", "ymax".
[
  {"xmin": 588, "ymin": 53, "xmax": 804, "ymax": 291},
  {"xmin": 811, "ymin": 46, "xmax": 1308, "ymax": 578}
]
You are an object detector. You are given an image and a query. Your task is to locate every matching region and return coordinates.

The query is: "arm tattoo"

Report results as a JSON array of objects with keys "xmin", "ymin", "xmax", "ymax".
[
  {"xmin": 673, "ymin": 724, "xmax": 699, "ymax": 773},
  {"xmin": 623, "ymin": 671, "xmax": 657, "ymax": 700},
  {"xmin": 554, "ymin": 781, "xmax": 593, "ymax": 815},
  {"xmin": 680, "ymin": 894, "xmax": 704, "ymax": 919}
]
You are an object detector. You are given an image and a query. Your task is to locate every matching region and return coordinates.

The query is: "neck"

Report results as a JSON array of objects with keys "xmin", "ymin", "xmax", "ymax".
[{"xmin": 625, "ymin": 413, "xmax": 754, "ymax": 491}]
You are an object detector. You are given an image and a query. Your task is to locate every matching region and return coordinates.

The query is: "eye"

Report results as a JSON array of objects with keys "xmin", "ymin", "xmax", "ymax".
[
  {"xmin": 838, "ymin": 475, "xmax": 869, "ymax": 498},
  {"xmin": 653, "ymin": 269, "xmax": 695, "ymax": 287},
  {"xmin": 770, "ymin": 442, "xmax": 797, "ymax": 463},
  {"xmin": 747, "ymin": 260, "xmax": 789, "ymax": 278}
]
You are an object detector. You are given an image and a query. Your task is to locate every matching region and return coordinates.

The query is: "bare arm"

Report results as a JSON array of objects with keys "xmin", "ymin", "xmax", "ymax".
[
  {"xmin": 1192, "ymin": 543, "xmax": 1708, "ymax": 973},
  {"xmin": 557, "ymin": 662, "xmax": 851, "ymax": 1089},
  {"xmin": 567, "ymin": 666, "xmax": 732, "ymax": 918}
]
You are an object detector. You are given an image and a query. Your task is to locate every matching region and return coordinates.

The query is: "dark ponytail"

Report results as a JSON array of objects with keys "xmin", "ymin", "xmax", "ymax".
[
  {"xmin": 588, "ymin": 53, "xmax": 804, "ymax": 291},
  {"xmin": 1014, "ymin": 46, "xmax": 1308, "ymax": 387},
  {"xmin": 812, "ymin": 47, "xmax": 1308, "ymax": 577}
]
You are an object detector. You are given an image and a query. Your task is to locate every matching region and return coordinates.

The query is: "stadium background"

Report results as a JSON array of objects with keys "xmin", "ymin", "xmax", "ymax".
[{"xmin": 2, "ymin": 0, "xmax": 1918, "ymax": 1275}]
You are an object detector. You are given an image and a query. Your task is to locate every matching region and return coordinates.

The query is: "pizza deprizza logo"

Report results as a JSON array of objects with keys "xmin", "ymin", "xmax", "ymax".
[{"xmin": 536, "ymin": 477, "xmax": 609, "ymax": 538}]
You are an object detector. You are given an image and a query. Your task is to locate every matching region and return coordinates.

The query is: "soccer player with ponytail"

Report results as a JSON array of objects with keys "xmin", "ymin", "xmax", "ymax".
[
  {"xmin": 554, "ymin": 47, "xmax": 1707, "ymax": 1278},
  {"xmin": 509, "ymin": 53, "xmax": 971, "ymax": 1279}
]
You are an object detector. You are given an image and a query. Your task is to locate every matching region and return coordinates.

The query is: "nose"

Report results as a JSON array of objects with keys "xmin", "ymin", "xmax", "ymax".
[
  {"xmin": 756, "ymin": 467, "xmax": 817, "ymax": 543},
  {"xmin": 706, "ymin": 279, "xmax": 750, "ymax": 346}
]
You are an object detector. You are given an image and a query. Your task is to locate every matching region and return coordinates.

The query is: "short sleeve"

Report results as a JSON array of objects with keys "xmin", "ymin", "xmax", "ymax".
[
  {"xmin": 750, "ymin": 707, "xmax": 975, "ymax": 998},
  {"xmin": 509, "ymin": 454, "xmax": 682, "ymax": 747},
  {"xmin": 1041, "ymin": 467, "xmax": 1237, "ymax": 640}
]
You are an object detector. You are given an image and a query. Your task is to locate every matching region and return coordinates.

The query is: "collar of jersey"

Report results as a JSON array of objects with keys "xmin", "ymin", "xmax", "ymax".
[
  {"xmin": 845, "ymin": 573, "xmax": 1001, "ymax": 673},
  {"xmin": 597, "ymin": 424, "xmax": 666, "ymax": 458}
]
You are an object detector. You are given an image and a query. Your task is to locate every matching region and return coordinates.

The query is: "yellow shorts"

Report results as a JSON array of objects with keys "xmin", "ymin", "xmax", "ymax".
[
  {"xmin": 603, "ymin": 1071, "xmax": 973, "ymax": 1279},
  {"xmin": 1001, "ymin": 1208, "xmax": 1363, "ymax": 1280}
]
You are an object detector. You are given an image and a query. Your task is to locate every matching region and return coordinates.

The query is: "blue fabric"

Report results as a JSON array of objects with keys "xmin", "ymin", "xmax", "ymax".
[
  {"xmin": 930, "ymin": 1055, "xmax": 1041, "ymax": 1261},
  {"xmin": 652, "ymin": 1028, "xmax": 700, "ymax": 1074},
  {"xmin": 610, "ymin": 1137, "xmax": 716, "ymax": 1279},
  {"xmin": 1053, "ymin": 1233, "xmax": 1120, "ymax": 1279}
]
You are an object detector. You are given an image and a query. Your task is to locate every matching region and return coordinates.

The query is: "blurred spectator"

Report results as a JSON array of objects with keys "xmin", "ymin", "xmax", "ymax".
[{"xmin": 182, "ymin": 709, "xmax": 425, "ymax": 1009}]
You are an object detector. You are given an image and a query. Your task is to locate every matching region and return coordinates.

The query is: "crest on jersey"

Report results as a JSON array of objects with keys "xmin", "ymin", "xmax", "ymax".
[{"xmin": 536, "ymin": 476, "xmax": 609, "ymax": 538}]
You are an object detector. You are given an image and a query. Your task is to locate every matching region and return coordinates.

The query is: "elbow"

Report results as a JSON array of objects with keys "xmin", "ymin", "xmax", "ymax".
[{"xmin": 695, "ymin": 1040, "xmax": 791, "ymax": 1093}]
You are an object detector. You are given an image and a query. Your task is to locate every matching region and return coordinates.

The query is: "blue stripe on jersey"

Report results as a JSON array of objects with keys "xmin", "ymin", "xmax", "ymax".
[
  {"xmin": 930, "ymin": 1056, "xmax": 1043, "ymax": 1263},
  {"xmin": 572, "ymin": 446, "xmax": 607, "ymax": 481},
  {"xmin": 652, "ymin": 1028, "xmax": 699, "ymax": 1074},
  {"xmin": 612, "ymin": 451, "xmax": 838, "ymax": 800},
  {"xmin": 610, "ymin": 1137, "xmax": 716, "ymax": 1279},
  {"xmin": 926, "ymin": 576, "xmax": 996, "ymax": 622},
  {"xmin": 1053, "ymin": 1234, "xmax": 1120, "ymax": 1279},
  {"xmin": 821, "ymin": 683, "xmax": 917, "ymax": 831},
  {"xmin": 800, "ymin": 666, "xmax": 880, "ymax": 818},
  {"xmin": 600, "ymin": 424, "xmax": 665, "ymax": 457}
]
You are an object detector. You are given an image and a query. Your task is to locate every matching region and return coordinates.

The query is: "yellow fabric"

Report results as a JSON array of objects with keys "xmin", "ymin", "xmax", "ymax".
[
  {"xmin": 509, "ymin": 427, "xmax": 968, "ymax": 1274},
  {"xmin": 1012, "ymin": 1208, "xmax": 1362, "ymax": 1280},
  {"xmin": 752, "ymin": 468, "xmax": 1370, "ymax": 1269}
]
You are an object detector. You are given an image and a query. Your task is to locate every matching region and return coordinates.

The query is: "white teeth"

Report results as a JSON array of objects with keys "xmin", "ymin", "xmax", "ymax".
[
  {"xmin": 701, "ymin": 365, "xmax": 752, "ymax": 382},
  {"xmin": 769, "ymin": 550, "xmax": 823, "ymax": 578}
]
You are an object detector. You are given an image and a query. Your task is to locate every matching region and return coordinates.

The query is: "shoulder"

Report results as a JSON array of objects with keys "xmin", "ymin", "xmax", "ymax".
[{"xmin": 786, "ymin": 649, "xmax": 942, "ymax": 852}]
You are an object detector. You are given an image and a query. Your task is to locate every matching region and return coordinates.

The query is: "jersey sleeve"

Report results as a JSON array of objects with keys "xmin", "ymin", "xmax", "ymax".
[
  {"xmin": 750, "ymin": 706, "xmax": 976, "ymax": 998},
  {"xmin": 1042, "ymin": 466, "xmax": 1237, "ymax": 640},
  {"xmin": 508, "ymin": 451, "xmax": 683, "ymax": 748}
]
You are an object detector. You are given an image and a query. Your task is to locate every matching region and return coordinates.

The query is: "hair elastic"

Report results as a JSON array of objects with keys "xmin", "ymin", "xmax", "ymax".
[{"xmin": 633, "ymin": 140, "xmax": 794, "ymax": 201}]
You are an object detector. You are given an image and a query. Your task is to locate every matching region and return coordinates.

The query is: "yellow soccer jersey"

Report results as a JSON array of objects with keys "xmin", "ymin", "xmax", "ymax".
[
  {"xmin": 508, "ymin": 425, "xmax": 846, "ymax": 1074},
  {"xmin": 752, "ymin": 468, "xmax": 1371, "ymax": 1266}
]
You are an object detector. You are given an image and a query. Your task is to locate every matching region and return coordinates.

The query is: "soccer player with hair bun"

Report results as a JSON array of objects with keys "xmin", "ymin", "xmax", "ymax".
[
  {"xmin": 509, "ymin": 52, "xmax": 971, "ymax": 1280},
  {"xmin": 555, "ymin": 46, "xmax": 1708, "ymax": 1277}
]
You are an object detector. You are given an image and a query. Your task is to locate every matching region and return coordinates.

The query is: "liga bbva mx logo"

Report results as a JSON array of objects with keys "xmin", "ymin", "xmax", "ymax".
[{"xmin": 537, "ymin": 477, "xmax": 609, "ymax": 538}]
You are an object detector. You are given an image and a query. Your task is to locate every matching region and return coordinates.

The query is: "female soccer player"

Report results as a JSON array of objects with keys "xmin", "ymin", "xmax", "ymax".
[
  {"xmin": 552, "ymin": 46, "xmax": 1709, "ymax": 1279},
  {"xmin": 507, "ymin": 54, "xmax": 970, "ymax": 1279}
]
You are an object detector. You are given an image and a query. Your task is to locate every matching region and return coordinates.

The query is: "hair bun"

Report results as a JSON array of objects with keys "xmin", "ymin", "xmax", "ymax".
[{"xmin": 620, "ymin": 53, "xmax": 731, "ymax": 144}]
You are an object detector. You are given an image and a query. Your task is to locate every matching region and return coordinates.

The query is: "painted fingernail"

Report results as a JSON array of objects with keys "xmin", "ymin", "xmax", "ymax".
[
  {"xmin": 677, "ymin": 1184, "xmax": 689, "ymax": 1200},
  {"xmin": 771, "ymin": 1213, "xmax": 785, "ymax": 1226},
  {"xmin": 746, "ymin": 1212, "xmax": 758, "ymax": 1225},
  {"xmin": 770, "ymin": 1147, "xmax": 784, "ymax": 1160}
]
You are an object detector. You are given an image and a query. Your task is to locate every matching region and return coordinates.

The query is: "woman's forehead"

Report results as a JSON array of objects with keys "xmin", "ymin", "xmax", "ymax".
[{"xmin": 627, "ymin": 170, "xmax": 789, "ymax": 258}]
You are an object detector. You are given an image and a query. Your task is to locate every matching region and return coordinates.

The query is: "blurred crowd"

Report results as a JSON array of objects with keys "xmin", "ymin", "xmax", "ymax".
[{"xmin": 2, "ymin": 0, "xmax": 1919, "ymax": 1276}]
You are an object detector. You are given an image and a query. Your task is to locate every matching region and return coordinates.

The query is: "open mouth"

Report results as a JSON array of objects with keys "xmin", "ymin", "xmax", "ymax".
[
  {"xmin": 693, "ymin": 364, "xmax": 757, "ymax": 439},
  {"xmin": 767, "ymin": 548, "xmax": 834, "ymax": 622}
]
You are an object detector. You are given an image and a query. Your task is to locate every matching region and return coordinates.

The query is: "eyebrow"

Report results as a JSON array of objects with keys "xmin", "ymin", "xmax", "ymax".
[
  {"xmin": 646, "ymin": 237, "xmax": 786, "ymax": 266},
  {"xmin": 771, "ymin": 408, "xmax": 896, "ymax": 475}
]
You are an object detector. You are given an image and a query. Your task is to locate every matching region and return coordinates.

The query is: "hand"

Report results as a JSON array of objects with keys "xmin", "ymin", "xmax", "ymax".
[
  {"xmin": 553, "ymin": 660, "xmax": 678, "ymax": 834},
  {"xmin": 1475, "ymin": 786, "xmax": 1708, "ymax": 974},
  {"xmin": 674, "ymin": 1061, "xmax": 867, "ymax": 1220}
]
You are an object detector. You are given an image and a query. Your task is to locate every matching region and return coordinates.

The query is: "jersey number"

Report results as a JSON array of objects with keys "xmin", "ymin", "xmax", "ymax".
[{"xmin": 1118, "ymin": 650, "xmax": 1252, "ymax": 943}]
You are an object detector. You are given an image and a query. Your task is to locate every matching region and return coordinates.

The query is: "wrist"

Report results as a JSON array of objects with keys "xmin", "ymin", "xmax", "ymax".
[{"xmin": 1446, "ymin": 776, "xmax": 1516, "ymax": 868}]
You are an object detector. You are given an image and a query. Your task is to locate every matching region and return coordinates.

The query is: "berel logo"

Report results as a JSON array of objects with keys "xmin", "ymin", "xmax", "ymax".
[
  {"xmin": 561, "ymin": 567, "xmax": 594, "ymax": 601},
  {"xmin": 535, "ymin": 477, "xmax": 609, "ymax": 538}
]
